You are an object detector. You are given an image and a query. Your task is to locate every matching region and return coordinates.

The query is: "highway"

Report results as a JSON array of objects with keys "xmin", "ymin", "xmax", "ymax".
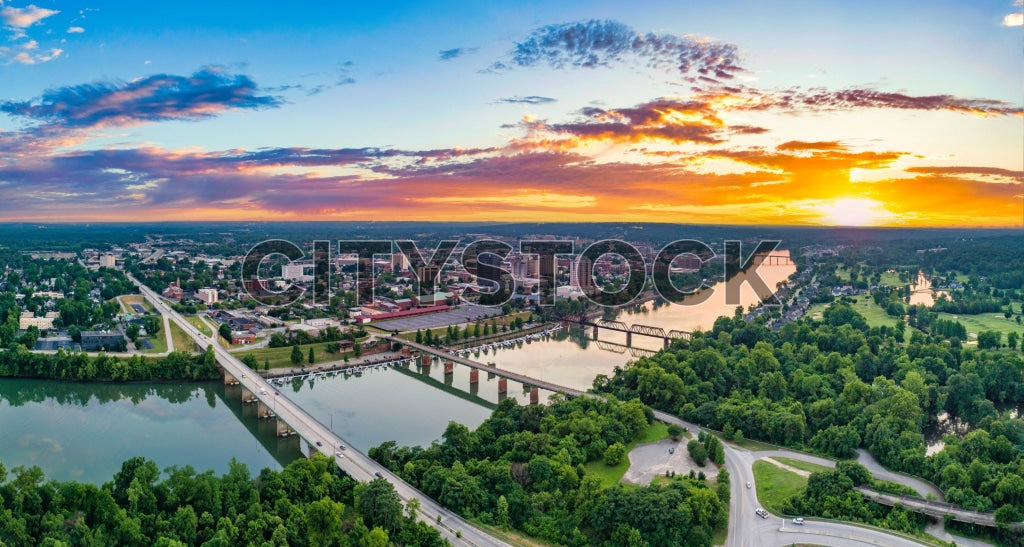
[{"xmin": 129, "ymin": 275, "xmax": 510, "ymax": 547}]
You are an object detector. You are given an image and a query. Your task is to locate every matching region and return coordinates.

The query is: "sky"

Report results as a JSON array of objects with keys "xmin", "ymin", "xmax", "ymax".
[{"xmin": 0, "ymin": 0, "xmax": 1021, "ymax": 226}]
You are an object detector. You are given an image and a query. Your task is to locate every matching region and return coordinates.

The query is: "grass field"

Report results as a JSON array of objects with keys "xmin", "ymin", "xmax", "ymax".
[
  {"xmin": 807, "ymin": 295, "xmax": 910, "ymax": 342},
  {"xmin": 583, "ymin": 421, "xmax": 671, "ymax": 488},
  {"xmin": 233, "ymin": 340, "xmax": 364, "ymax": 369},
  {"xmin": 140, "ymin": 333, "xmax": 167, "ymax": 354},
  {"xmin": 752, "ymin": 460, "xmax": 806, "ymax": 514},
  {"xmin": 168, "ymin": 322, "xmax": 198, "ymax": 353},
  {"xmin": 774, "ymin": 457, "xmax": 832, "ymax": 475},
  {"xmin": 187, "ymin": 315, "xmax": 214, "ymax": 336},
  {"xmin": 725, "ymin": 435, "xmax": 776, "ymax": 452},
  {"xmin": 933, "ymin": 311, "xmax": 1023, "ymax": 340}
]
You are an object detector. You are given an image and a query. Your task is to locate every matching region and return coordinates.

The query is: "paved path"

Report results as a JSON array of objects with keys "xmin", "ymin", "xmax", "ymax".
[{"xmin": 130, "ymin": 275, "xmax": 510, "ymax": 547}]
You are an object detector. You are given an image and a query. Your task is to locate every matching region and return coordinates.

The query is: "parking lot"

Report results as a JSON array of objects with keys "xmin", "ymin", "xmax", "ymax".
[{"xmin": 371, "ymin": 304, "xmax": 503, "ymax": 331}]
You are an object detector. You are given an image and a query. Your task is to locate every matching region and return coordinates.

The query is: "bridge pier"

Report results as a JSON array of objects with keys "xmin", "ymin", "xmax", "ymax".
[
  {"xmin": 223, "ymin": 371, "xmax": 238, "ymax": 385},
  {"xmin": 625, "ymin": 332, "xmax": 632, "ymax": 346},
  {"xmin": 276, "ymin": 419, "xmax": 294, "ymax": 437},
  {"xmin": 420, "ymin": 353, "xmax": 431, "ymax": 366},
  {"xmin": 664, "ymin": 337, "xmax": 670, "ymax": 348},
  {"xmin": 530, "ymin": 388, "xmax": 539, "ymax": 405},
  {"xmin": 469, "ymin": 369, "xmax": 479, "ymax": 384},
  {"xmin": 592, "ymin": 325, "xmax": 599, "ymax": 339},
  {"xmin": 498, "ymin": 378, "xmax": 507, "ymax": 394},
  {"xmin": 241, "ymin": 387, "xmax": 257, "ymax": 404},
  {"xmin": 258, "ymin": 401, "xmax": 274, "ymax": 419},
  {"xmin": 444, "ymin": 360, "xmax": 454, "ymax": 375}
]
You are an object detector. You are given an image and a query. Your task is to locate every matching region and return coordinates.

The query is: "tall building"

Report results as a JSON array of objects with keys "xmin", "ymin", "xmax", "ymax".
[
  {"xmin": 572, "ymin": 255, "xmax": 595, "ymax": 292},
  {"xmin": 99, "ymin": 254, "xmax": 116, "ymax": 268},
  {"xmin": 196, "ymin": 288, "xmax": 219, "ymax": 305}
]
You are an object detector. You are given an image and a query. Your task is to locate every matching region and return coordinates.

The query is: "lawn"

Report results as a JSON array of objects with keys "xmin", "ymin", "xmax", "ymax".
[
  {"xmin": 169, "ymin": 321, "xmax": 198, "ymax": 353},
  {"xmin": 140, "ymin": 333, "xmax": 167, "ymax": 354},
  {"xmin": 752, "ymin": 460, "xmax": 806, "ymax": 514},
  {"xmin": 774, "ymin": 457, "xmax": 832, "ymax": 475},
  {"xmin": 807, "ymin": 295, "xmax": 910, "ymax": 342},
  {"xmin": 233, "ymin": 339, "xmax": 366, "ymax": 369},
  {"xmin": 583, "ymin": 421, "xmax": 671, "ymax": 488},
  {"xmin": 933, "ymin": 311, "xmax": 1023, "ymax": 340},
  {"xmin": 725, "ymin": 435, "xmax": 776, "ymax": 452},
  {"xmin": 184, "ymin": 315, "xmax": 215, "ymax": 338}
]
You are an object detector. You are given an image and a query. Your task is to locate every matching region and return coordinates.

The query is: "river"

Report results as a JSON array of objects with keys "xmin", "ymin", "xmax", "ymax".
[{"xmin": 0, "ymin": 252, "xmax": 795, "ymax": 483}]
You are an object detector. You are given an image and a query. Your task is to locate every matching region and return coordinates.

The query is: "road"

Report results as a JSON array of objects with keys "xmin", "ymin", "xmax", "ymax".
[
  {"xmin": 646, "ymin": 411, "xmax": 930, "ymax": 547},
  {"xmin": 388, "ymin": 337, "xmax": 937, "ymax": 547},
  {"xmin": 129, "ymin": 275, "xmax": 510, "ymax": 547}
]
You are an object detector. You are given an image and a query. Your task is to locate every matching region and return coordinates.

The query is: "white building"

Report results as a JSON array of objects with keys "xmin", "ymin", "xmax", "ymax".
[
  {"xmin": 19, "ymin": 311, "xmax": 59, "ymax": 330},
  {"xmin": 99, "ymin": 254, "xmax": 116, "ymax": 268},
  {"xmin": 196, "ymin": 288, "xmax": 219, "ymax": 305}
]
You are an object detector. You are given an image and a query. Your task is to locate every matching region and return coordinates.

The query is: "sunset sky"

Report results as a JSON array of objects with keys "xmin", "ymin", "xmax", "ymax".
[{"xmin": 0, "ymin": 1, "xmax": 1021, "ymax": 226}]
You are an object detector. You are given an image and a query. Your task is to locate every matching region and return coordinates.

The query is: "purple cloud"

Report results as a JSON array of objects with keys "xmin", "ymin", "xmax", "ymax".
[{"xmin": 0, "ymin": 67, "xmax": 282, "ymax": 129}]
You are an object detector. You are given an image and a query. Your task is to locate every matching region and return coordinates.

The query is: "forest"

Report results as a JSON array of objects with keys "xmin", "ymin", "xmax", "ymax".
[
  {"xmin": 0, "ymin": 455, "xmax": 445, "ymax": 546},
  {"xmin": 368, "ymin": 396, "xmax": 728, "ymax": 546},
  {"xmin": 0, "ymin": 347, "xmax": 221, "ymax": 382},
  {"xmin": 596, "ymin": 302, "xmax": 1024, "ymax": 534}
]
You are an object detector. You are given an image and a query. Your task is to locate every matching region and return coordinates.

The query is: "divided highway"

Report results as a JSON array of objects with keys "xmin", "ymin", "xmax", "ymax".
[{"xmin": 128, "ymin": 275, "xmax": 509, "ymax": 547}]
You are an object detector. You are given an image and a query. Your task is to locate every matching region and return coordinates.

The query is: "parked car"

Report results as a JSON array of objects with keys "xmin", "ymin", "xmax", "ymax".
[{"xmin": 792, "ymin": 517, "xmax": 804, "ymax": 525}]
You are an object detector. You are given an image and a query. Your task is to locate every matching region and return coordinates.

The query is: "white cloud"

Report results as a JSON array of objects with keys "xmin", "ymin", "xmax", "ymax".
[
  {"xmin": 1, "ymin": 5, "xmax": 59, "ymax": 28},
  {"xmin": 67, "ymin": 26, "xmax": 84, "ymax": 33},
  {"xmin": 1003, "ymin": 12, "xmax": 1023, "ymax": 26},
  {"xmin": 9, "ymin": 46, "xmax": 61, "ymax": 64}
]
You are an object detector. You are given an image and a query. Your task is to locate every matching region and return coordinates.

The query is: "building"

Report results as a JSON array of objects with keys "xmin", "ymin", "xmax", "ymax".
[
  {"xmin": 414, "ymin": 291, "xmax": 456, "ymax": 307},
  {"xmin": 99, "ymin": 254, "xmax": 116, "ymax": 269},
  {"xmin": 32, "ymin": 290, "xmax": 65, "ymax": 300},
  {"xmin": 163, "ymin": 280, "xmax": 184, "ymax": 300},
  {"xmin": 19, "ymin": 311, "xmax": 59, "ymax": 330},
  {"xmin": 282, "ymin": 262, "xmax": 314, "ymax": 282},
  {"xmin": 196, "ymin": 288, "xmax": 219, "ymax": 305},
  {"xmin": 80, "ymin": 331, "xmax": 125, "ymax": 351},
  {"xmin": 231, "ymin": 331, "xmax": 257, "ymax": 344}
]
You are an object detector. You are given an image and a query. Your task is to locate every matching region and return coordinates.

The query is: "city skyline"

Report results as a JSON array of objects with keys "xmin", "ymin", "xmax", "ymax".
[{"xmin": 0, "ymin": 0, "xmax": 1021, "ymax": 226}]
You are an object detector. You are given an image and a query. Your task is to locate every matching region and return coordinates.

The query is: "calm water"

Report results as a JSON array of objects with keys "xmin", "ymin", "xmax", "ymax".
[
  {"xmin": 908, "ymin": 272, "xmax": 949, "ymax": 307},
  {"xmin": 0, "ymin": 379, "xmax": 292, "ymax": 483},
  {"xmin": 0, "ymin": 253, "xmax": 796, "ymax": 483}
]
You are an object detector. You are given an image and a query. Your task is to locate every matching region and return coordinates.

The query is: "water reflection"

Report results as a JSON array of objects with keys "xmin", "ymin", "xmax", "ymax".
[{"xmin": 0, "ymin": 379, "xmax": 294, "ymax": 483}]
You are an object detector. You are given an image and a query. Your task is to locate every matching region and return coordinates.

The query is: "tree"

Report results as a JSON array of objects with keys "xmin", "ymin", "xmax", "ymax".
[
  {"xmin": 495, "ymin": 495, "xmax": 510, "ymax": 529},
  {"xmin": 218, "ymin": 322, "xmax": 232, "ymax": 342},
  {"xmin": 604, "ymin": 442, "xmax": 626, "ymax": 466},
  {"xmin": 356, "ymin": 478, "xmax": 403, "ymax": 533},
  {"xmin": 687, "ymin": 440, "xmax": 708, "ymax": 465},
  {"xmin": 290, "ymin": 345, "xmax": 303, "ymax": 365},
  {"xmin": 1008, "ymin": 331, "xmax": 1019, "ymax": 350},
  {"xmin": 353, "ymin": 342, "xmax": 362, "ymax": 357},
  {"xmin": 667, "ymin": 423, "xmax": 684, "ymax": 440},
  {"xmin": 308, "ymin": 347, "xmax": 315, "ymax": 365}
]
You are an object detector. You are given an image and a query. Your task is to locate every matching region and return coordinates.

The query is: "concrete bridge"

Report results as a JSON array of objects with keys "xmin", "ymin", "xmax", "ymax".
[
  {"xmin": 128, "ymin": 274, "xmax": 509, "ymax": 547},
  {"xmin": 385, "ymin": 336, "xmax": 587, "ymax": 405},
  {"xmin": 856, "ymin": 487, "xmax": 1023, "ymax": 529}
]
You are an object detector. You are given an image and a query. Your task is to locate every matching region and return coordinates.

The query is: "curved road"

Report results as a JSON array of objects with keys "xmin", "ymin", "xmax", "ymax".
[{"xmin": 129, "ymin": 275, "xmax": 509, "ymax": 547}]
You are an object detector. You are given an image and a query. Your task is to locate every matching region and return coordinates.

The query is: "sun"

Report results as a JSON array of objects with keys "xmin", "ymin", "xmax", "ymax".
[{"xmin": 816, "ymin": 198, "xmax": 897, "ymax": 226}]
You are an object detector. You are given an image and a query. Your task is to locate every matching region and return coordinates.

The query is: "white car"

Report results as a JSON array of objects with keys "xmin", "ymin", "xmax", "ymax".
[
  {"xmin": 746, "ymin": 481, "xmax": 751, "ymax": 489},
  {"xmin": 792, "ymin": 517, "xmax": 804, "ymax": 525}
]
